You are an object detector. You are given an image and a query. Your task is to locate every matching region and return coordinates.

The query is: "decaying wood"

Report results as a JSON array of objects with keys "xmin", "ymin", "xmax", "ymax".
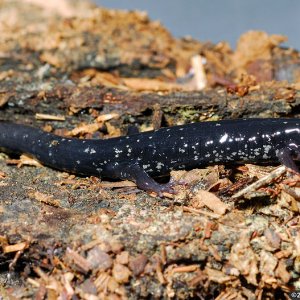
[{"xmin": 1, "ymin": 1, "xmax": 300, "ymax": 299}]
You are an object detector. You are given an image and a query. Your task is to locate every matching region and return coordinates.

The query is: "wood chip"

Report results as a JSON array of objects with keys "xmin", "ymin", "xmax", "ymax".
[
  {"xmin": 79, "ymin": 279, "xmax": 97, "ymax": 295},
  {"xmin": 3, "ymin": 241, "xmax": 28, "ymax": 253},
  {"xmin": 123, "ymin": 78, "xmax": 181, "ymax": 91},
  {"xmin": 0, "ymin": 91, "xmax": 13, "ymax": 108},
  {"xmin": 96, "ymin": 112, "xmax": 119, "ymax": 122},
  {"xmin": 280, "ymin": 190, "xmax": 298, "ymax": 211},
  {"xmin": 6, "ymin": 154, "xmax": 43, "ymax": 168},
  {"xmin": 68, "ymin": 122, "xmax": 101, "ymax": 136},
  {"xmin": 171, "ymin": 265, "xmax": 199, "ymax": 274},
  {"xmin": 28, "ymin": 191, "xmax": 60, "ymax": 207},
  {"xmin": 205, "ymin": 268, "xmax": 233, "ymax": 284},
  {"xmin": 229, "ymin": 232, "xmax": 258, "ymax": 285},
  {"xmin": 191, "ymin": 190, "xmax": 229, "ymax": 215},
  {"xmin": 156, "ymin": 262, "xmax": 166, "ymax": 284},
  {"xmin": 128, "ymin": 254, "xmax": 148, "ymax": 276},
  {"xmin": 94, "ymin": 273, "xmax": 110, "ymax": 292},
  {"xmin": 264, "ymin": 228, "xmax": 281, "ymax": 249},
  {"xmin": 260, "ymin": 250, "xmax": 277, "ymax": 279},
  {"xmin": 34, "ymin": 267, "xmax": 49, "ymax": 283},
  {"xmin": 112, "ymin": 263, "xmax": 131, "ymax": 283},
  {"xmin": 183, "ymin": 206, "xmax": 221, "ymax": 219},
  {"xmin": 207, "ymin": 245, "xmax": 222, "ymax": 261},
  {"xmin": 106, "ymin": 122, "xmax": 121, "ymax": 137},
  {"xmin": 66, "ymin": 248, "xmax": 91, "ymax": 274},
  {"xmin": 294, "ymin": 232, "xmax": 300, "ymax": 256},
  {"xmin": 86, "ymin": 246, "xmax": 113, "ymax": 270},
  {"xmin": 61, "ymin": 273, "xmax": 75, "ymax": 298},
  {"xmin": 27, "ymin": 278, "xmax": 40, "ymax": 288},
  {"xmin": 188, "ymin": 270, "xmax": 207, "ymax": 287},
  {"xmin": 116, "ymin": 251, "xmax": 129, "ymax": 265},
  {"xmin": 35, "ymin": 113, "xmax": 66, "ymax": 121},
  {"xmin": 275, "ymin": 259, "xmax": 291, "ymax": 283},
  {"xmin": 99, "ymin": 180, "xmax": 136, "ymax": 188}
]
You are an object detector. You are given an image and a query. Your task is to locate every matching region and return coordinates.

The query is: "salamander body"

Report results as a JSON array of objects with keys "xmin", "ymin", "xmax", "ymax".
[{"xmin": 1, "ymin": 119, "xmax": 300, "ymax": 193}]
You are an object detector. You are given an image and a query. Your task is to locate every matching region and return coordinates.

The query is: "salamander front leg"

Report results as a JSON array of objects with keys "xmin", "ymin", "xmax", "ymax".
[
  {"xmin": 105, "ymin": 162, "xmax": 175, "ymax": 195},
  {"xmin": 277, "ymin": 147, "xmax": 300, "ymax": 173}
]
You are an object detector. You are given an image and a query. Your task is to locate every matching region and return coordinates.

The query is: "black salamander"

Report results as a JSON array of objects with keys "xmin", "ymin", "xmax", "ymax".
[{"xmin": 1, "ymin": 119, "xmax": 300, "ymax": 194}]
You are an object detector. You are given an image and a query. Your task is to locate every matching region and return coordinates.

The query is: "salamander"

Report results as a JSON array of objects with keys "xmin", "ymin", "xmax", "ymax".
[{"xmin": 0, "ymin": 118, "xmax": 300, "ymax": 194}]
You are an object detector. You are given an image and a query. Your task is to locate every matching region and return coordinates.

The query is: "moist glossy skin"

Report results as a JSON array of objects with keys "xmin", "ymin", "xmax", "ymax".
[{"xmin": 0, "ymin": 119, "xmax": 300, "ymax": 193}]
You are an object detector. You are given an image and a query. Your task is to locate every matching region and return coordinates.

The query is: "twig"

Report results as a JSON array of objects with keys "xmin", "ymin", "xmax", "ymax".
[{"xmin": 232, "ymin": 166, "xmax": 286, "ymax": 199}]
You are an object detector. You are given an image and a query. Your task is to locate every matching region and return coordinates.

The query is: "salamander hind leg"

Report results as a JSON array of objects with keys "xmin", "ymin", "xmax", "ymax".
[
  {"xmin": 276, "ymin": 147, "xmax": 300, "ymax": 173},
  {"xmin": 104, "ymin": 161, "xmax": 175, "ymax": 195}
]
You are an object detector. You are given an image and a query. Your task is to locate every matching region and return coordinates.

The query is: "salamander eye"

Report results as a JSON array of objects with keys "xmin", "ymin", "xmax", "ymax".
[
  {"xmin": 288, "ymin": 143, "xmax": 300, "ymax": 160},
  {"xmin": 292, "ymin": 149, "xmax": 300, "ymax": 161}
]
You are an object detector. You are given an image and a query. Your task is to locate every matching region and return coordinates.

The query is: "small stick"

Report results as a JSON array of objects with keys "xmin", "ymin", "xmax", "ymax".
[{"xmin": 232, "ymin": 166, "xmax": 286, "ymax": 199}]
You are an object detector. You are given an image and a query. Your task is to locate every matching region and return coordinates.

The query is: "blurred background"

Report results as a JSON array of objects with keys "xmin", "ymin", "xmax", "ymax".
[{"xmin": 96, "ymin": 0, "xmax": 300, "ymax": 50}]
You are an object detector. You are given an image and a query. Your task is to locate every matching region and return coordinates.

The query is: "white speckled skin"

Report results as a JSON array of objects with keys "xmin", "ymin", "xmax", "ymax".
[{"xmin": 0, "ymin": 118, "xmax": 300, "ymax": 193}]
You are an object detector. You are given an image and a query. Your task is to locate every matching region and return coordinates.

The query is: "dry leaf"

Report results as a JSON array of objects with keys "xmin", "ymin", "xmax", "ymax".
[{"xmin": 191, "ymin": 190, "xmax": 229, "ymax": 215}]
